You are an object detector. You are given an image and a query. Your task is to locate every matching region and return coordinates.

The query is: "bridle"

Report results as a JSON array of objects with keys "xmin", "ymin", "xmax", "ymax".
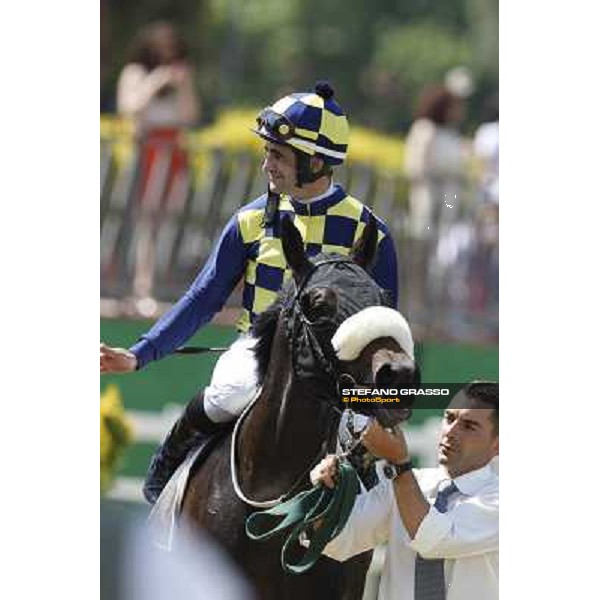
[
  {"xmin": 231, "ymin": 257, "xmax": 388, "ymax": 508},
  {"xmin": 283, "ymin": 256, "xmax": 387, "ymax": 395},
  {"xmin": 284, "ymin": 257, "xmax": 351, "ymax": 388},
  {"xmin": 231, "ymin": 387, "xmax": 334, "ymax": 508}
]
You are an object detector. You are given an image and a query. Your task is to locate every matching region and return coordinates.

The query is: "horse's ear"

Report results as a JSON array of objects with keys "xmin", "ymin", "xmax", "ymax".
[
  {"xmin": 281, "ymin": 215, "xmax": 311, "ymax": 283},
  {"xmin": 351, "ymin": 214, "xmax": 379, "ymax": 269}
]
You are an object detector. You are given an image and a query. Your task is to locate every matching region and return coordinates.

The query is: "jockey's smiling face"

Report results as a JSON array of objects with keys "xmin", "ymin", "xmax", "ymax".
[
  {"xmin": 262, "ymin": 141, "xmax": 328, "ymax": 198},
  {"xmin": 262, "ymin": 142, "xmax": 298, "ymax": 195}
]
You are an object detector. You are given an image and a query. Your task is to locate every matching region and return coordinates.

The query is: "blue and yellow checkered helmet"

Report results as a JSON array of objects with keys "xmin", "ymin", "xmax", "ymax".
[{"xmin": 255, "ymin": 81, "xmax": 349, "ymax": 166}]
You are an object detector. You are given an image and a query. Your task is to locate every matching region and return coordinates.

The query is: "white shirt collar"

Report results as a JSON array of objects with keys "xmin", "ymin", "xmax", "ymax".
[
  {"xmin": 292, "ymin": 181, "xmax": 335, "ymax": 204},
  {"xmin": 437, "ymin": 462, "xmax": 496, "ymax": 497}
]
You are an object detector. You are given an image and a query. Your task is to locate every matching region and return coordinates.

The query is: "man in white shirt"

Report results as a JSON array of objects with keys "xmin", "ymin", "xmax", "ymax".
[{"xmin": 310, "ymin": 381, "xmax": 499, "ymax": 600}]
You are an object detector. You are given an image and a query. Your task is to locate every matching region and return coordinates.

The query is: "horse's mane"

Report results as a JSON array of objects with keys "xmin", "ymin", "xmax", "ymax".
[{"xmin": 251, "ymin": 287, "xmax": 290, "ymax": 384}]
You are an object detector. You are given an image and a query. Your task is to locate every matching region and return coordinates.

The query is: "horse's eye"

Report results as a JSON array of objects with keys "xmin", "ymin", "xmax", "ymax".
[{"xmin": 301, "ymin": 288, "xmax": 337, "ymax": 322}]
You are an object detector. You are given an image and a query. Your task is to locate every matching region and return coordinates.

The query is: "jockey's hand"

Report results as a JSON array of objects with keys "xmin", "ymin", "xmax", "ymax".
[
  {"xmin": 100, "ymin": 343, "xmax": 137, "ymax": 374},
  {"xmin": 360, "ymin": 420, "xmax": 408, "ymax": 464},
  {"xmin": 310, "ymin": 454, "xmax": 339, "ymax": 489}
]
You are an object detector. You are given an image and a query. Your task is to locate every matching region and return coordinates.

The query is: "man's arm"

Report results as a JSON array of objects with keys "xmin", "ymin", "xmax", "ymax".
[
  {"xmin": 391, "ymin": 471, "xmax": 431, "ymax": 539},
  {"xmin": 360, "ymin": 421, "xmax": 428, "ymax": 538},
  {"xmin": 128, "ymin": 214, "xmax": 247, "ymax": 369},
  {"xmin": 117, "ymin": 64, "xmax": 175, "ymax": 116},
  {"xmin": 408, "ymin": 490, "xmax": 498, "ymax": 560},
  {"xmin": 309, "ymin": 456, "xmax": 393, "ymax": 562},
  {"xmin": 361, "ymin": 422, "xmax": 499, "ymax": 559}
]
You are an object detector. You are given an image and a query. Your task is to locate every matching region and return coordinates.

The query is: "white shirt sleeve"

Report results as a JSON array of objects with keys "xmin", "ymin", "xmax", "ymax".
[
  {"xmin": 404, "ymin": 119, "xmax": 436, "ymax": 178},
  {"xmin": 409, "ymin": 488, "xmax": 499, "ymax": 560},
  {"xmin": 320, "ymin": 480, "xmax": 393, "ymax": 562},
  {"xmin": 116, "ymin": 64, "xmax": 172, "ymax": 116}
]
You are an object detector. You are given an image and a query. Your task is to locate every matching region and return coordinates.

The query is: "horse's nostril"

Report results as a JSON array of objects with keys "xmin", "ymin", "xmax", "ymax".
[
  {"xmin": 375, "ymin": 364, "xmax": 396, "ymax": 386},
  {"xmin": 375, "ymin": 364, "xmax": 415, "ymax": 386}
]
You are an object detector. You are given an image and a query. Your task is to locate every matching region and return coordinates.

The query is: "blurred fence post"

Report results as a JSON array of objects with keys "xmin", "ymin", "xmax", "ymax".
[{"xmin": 101, "ymin": 129, "xmax": 497, "ymax": 343}]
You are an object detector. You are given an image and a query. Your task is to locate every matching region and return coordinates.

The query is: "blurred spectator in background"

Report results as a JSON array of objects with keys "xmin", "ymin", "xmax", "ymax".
[
  {"xmin": 404, "ymin": 83, "xmax": 470, "ymax": 239},
  {"xmin": 117, "ymin": 21, "xmax": 201, "ymax": 299},
  {"xmin": 469, "ymin": 93, "xmax": 499, "ymax": 326},
  {"xmin": 403, "ymin": 83, "xmax": 470, "ymax": 320},
  {"xmin": 117, "ymin": 21, "xmax": 200, "ymax": 209},
  {"xmin": 473, "ymin": 93, "xmax": 499, "ymax": 206}
]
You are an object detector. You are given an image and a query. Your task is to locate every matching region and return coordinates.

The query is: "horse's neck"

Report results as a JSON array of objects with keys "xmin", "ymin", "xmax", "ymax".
[{"xmin": 238, "ymin": 337, "xmax": 327, "ymax": 497}]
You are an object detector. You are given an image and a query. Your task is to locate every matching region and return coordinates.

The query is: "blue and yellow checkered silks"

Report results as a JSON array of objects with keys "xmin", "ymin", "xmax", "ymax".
[
  {"xmin": 235, "ymin": 188, "xmax": 388, "ymax": 332},
  {"xmin": 256, "ymin": 82, "xmax": 349, "ymax": 166},
  {"xmin": 127, "ymin": 182, "xmax": 398, "ymax": 370}
]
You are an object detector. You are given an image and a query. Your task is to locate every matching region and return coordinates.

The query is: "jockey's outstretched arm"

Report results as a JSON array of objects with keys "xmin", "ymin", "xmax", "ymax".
[{"xmin": 100, "ymin": 213, "xmax": 247, "ymax": 374}]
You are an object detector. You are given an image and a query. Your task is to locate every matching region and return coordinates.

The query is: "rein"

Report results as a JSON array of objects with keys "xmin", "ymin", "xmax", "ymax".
[
  {"xmin": 245, "ymin": 458, "xmax": 361, "ymax": 575},
  {"xmin": 173, "ymin": 346, "xmax": 228, "ymax": 354},
  {"xmin": 285, "ymin": 257, "xmax": 359, "ymax": 388},
  {"xmin": 230, "ymin": 386, "xmax": 335, "ymax": 508},
  {"xmin": 232, "ymin": 256, "xmax": 377, "ymax": 509},
  {"xmin": 233, "ymin": 256, "xmax": 385, "ymax": 511},
  {"xmin": 232, "ymin": 256, "xmax": 396, "ymax": 573}
]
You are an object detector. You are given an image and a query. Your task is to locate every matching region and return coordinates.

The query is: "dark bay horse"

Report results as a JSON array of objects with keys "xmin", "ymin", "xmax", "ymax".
[{"xmin": 180, "ymin": 217, "xmax": 419, "ymax": 599}]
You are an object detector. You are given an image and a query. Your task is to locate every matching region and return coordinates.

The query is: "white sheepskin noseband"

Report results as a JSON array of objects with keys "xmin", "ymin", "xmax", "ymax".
[{"xmin": 331, "ymin": 306, "xmax": 414, "ymax": 361}]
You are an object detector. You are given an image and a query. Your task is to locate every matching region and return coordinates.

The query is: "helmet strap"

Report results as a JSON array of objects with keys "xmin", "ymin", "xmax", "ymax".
[{"xmin": 295, "ymin": 151, "xmax": 332, "ymax": 187}]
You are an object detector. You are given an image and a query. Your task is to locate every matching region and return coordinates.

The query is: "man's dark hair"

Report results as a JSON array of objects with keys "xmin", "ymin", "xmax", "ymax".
[
  {"xmin": 415, "ymin": 84, "xmax": 461, "ymax": 125},
  {"xmin": 126, "ymin": 21, "xmax": 189, "ymax": 71},
  {"xmin": 464, "ymin": 381, "xmax": 499, "ymax": 436},
  {"xmin": 448, "ymin": 381, "xmax": 498, "ymax": 436}
]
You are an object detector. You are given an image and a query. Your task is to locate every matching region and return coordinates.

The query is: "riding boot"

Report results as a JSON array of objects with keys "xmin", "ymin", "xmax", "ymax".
[{"xmin": 143, "ymin": 392, "xmax": 225, "ymax": 505}]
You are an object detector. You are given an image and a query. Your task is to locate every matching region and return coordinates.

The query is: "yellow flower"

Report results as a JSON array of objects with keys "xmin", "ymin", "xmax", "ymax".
[
  {"xmin": 100, "ymin": 115, "xmax": 135, "ymax": 171},
  {"xmin": 100, "ymin": 384, "xmax": 134, "ymax": 494},
  {"xmin": 347, "ymin": 126, "xmax": 406, "ymax": 175}
]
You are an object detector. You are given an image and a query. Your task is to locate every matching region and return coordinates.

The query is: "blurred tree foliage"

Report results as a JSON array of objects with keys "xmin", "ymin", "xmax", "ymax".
[{"xmin": 101, "ymin": 0, "xmax": 497, "ymax": 133}]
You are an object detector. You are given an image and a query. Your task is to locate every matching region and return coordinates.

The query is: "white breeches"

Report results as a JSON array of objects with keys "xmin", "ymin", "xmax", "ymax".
[{"xmin": 203, "ymin": 334, "xmax": 260, "ymax": 423}]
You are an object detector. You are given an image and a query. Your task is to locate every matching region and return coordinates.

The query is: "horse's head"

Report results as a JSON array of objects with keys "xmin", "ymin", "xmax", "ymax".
[
  {"xmin": 245, "ymin": 215, "xmax": 419, "ymax": 500},
  {"xmin": 332, "ymin": 307, "xmax": 420, "ymax": 427},
  {"xmin": 276, "ymin": 214, "xmax": 419, "ymax": 428}
]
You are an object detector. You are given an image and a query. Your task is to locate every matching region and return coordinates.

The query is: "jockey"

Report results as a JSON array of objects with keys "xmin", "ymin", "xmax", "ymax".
[{"xmin": 100, "ymin": 81, "xmax": 400, "ymax": 504}]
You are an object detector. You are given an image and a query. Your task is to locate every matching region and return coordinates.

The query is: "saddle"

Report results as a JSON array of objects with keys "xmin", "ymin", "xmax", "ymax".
[
  {"xmin": 148, "ymin": 408, "xmax": 387, "ymax": 549},
  {"xmin": 147, "ymin": 428, "xmax": 230, "ymax": 550}
]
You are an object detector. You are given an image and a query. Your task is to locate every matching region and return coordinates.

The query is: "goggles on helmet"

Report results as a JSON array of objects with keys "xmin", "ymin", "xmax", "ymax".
[{"xmin": 256, "ymin": 109, "xmax": 295, "ymax": 141}]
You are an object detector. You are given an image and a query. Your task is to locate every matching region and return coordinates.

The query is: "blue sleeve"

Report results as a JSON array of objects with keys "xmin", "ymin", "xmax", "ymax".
[
  {"xmin": 129, "ymin": 214, "xmax": 247, "ymax": 369},
  {"xmin": 372, "ymin": 234, "xmax": 399, "ymax": 308}
]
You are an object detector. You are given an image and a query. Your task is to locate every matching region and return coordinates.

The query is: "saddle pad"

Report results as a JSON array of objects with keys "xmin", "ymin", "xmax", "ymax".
[{"xmin": 147, "ymin": 434, "xmax": 222, "ymax": 551}]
